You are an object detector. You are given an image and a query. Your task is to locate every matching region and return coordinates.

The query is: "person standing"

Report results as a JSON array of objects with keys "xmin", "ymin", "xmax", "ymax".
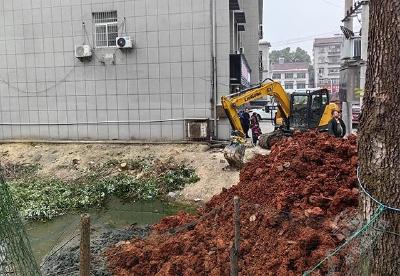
[
  {"xmin": 328, "ymin": 110, "xmax": 346, "ymax": 138},
  {"xmin": 250, "ymin": 112, "xmax": 262, "ymax": 145},
  {"xmin": 240, "ymin": 109, "xmax": 251, "ymax": 138}
]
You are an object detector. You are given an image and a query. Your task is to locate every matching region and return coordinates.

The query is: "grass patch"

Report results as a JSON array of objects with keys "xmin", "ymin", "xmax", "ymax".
[{"xmin": 6, "ymin": 160, "xmax": 199, "ymax": 221}]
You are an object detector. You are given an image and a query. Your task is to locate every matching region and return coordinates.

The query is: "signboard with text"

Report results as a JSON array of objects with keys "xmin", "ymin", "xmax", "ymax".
[{"xmin": 230, "ymin": 54, "xmax": 252, "ymax": 88}]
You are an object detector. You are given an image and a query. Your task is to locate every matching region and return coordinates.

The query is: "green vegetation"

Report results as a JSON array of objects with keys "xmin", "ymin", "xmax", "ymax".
[
  {"xmin": 3, "ymin": 159, "xmax": 199, "ymax": 221},
  {"xmin": 270, "ymin": 47, "xmax": 311, "ymax": 63}
]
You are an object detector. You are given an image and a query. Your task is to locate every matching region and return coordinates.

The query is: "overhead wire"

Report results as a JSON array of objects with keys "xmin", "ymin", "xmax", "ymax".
[
  {"xmin": 270, "ymin": 31, "xmax": 339, "ymax": 47},
  {"xmin": 1, "ymin": 17, "xmax": 128, "ymax": 95},
  {"xmin": 319, "ymin": 0, "xmax": 344, "ymax": 8}
]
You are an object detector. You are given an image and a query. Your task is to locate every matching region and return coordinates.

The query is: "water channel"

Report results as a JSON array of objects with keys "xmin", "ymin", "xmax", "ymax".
[{"xmin": 26, "ymin": 198, "xmax": 194, "ymax": 263}]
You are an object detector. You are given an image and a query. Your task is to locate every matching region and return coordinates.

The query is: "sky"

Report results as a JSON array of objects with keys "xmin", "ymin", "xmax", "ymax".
[{"xmin": 263, "ymin": 0, "xmax": 347, "ymax": 56}]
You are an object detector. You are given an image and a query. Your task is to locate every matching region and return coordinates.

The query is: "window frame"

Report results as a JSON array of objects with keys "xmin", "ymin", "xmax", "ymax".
[
  {"xmin": 272, "ymin": 73, "xmax": 281, "ymax": 79},
  {"xmin": 285, "ymin": 73, "xmax": 294, "ymax": 79},
  {"xmin": 285, "ymin": 82, "xmax": 294, "ymax": 89},
  {"xmin": 297, "ymin": 82, "xmax": 306, "ymax": 89},
  {"xmin": 93, "ymin": 11, "xmax": 119, "ymax": 48},
  {"xmin": 296, "ymin": 73, "xmax": 306, "ymax": 79}
]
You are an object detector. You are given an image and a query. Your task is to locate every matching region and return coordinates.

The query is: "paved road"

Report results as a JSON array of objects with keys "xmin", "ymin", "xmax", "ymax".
[{"xmin": 259, "ymin": 120, "xmax": 275, "ymax": 134}]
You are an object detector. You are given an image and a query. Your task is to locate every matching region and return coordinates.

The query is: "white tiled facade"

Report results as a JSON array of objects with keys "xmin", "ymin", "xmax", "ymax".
[
  {"xmin": 313, "ymin": 36, "xmax": 342, "ymax": 95},
  {"xmin": 0, "ymin": 0, "xmax": 261, "ymax": 141}
]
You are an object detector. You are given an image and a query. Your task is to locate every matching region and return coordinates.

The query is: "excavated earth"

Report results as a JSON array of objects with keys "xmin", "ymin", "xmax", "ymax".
[{"xmin": 106, "ymin": 131, "xmax": 359, "ymax": 275}]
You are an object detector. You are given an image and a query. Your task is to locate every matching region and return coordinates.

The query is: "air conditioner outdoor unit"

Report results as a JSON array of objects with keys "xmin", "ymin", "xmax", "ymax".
[
  {"xmin": 75, "ymin": 45, "xmax": 92, "ymax": 58},
  {"xmin": 341, "ymin": 39, "xmax": 351, "ymax": 60},
  {"xmin": 116, "ymin": 36, "xmax": 133, "ymax": 49},
  {"xmin": 186, "ymin": 120, "xmax": 209, "ymax": 140}
]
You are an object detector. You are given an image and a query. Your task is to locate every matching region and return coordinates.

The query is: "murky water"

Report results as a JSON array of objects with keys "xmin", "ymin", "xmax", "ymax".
[{"xmin": 26, "ymin": 198, "xmax": 194, "ymax": 263}]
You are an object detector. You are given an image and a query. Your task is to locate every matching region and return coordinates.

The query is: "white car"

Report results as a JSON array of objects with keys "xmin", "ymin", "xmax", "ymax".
[{"xmin": 250, "ymin": 108, "xmax": 274, "ymax": 121}]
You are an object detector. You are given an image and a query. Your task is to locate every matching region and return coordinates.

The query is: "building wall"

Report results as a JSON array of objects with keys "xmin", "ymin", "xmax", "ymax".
[
  {"xmin": 240, "ymin": 0, "xmax": 261, "ymax": 85},
  {"xmin": 313, "ymin": 39, "xmax": 342, "ymax": 89},
  {"xmin": 258, "ymin": 42, "xmax": 270, "ymax": 82},
  {"xmin": 271, "ymin": 70, "xmax": 309, "ymax": 90},
  {"xmin": 0, "ymin": 0, "xmax": 233, "ymax": 141}
]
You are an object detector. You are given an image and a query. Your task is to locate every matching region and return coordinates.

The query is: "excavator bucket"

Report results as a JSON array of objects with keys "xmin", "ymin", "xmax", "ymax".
[
  {"xmin": 258, "ymin": 129, "xmax": 292, "ymax": 149},
  {"xmin": 223, "ymin": 142, "xmax": 246, "ymax": 169}
]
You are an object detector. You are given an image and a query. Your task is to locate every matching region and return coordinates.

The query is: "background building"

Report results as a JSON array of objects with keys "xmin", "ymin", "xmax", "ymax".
[
  {"xmin": 313, "ymin": 35, "xmax": 342, "ymax": 100},
  {"xmin": 271, "ymin": 61, "xmax": 310, "ymax": 91},
  {"xmin": 0, "ymin": 0, "xmax": 262, "ymax": 141},
  {"xmin": 258, "ymin": 41, "xmax": 271, "ymax": 82}
]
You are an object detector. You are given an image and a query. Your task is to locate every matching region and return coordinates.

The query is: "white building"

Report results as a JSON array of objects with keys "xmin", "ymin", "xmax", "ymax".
[
  {"xmin": 271, "ymin": 61, "xmax": 310, "ymax": 91},
  {"xmin": 258, "ymin": 41, "xmax": 271, "ymax": 82},
  {"xmin": 313, "ymin": 35, "xmax": 342, "ymax": 100},
  {"xmin": 0, "ymin": 0, "xmax": 263, "ymax": 141}
]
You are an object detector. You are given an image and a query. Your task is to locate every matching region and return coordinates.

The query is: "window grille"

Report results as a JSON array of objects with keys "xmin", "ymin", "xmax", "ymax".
[
  {"xmin": 297, "ymin": 82, "xmax": 306, "ymax": 89},
  {"xmin": 93, "ymin": 11, "xmax": 118, "ymax": 47},
  {"xmin": 285, "ymin": 82, "xmax": 294, "ymax": 89},
  {"xmin": 297, "ymin": 73, "xmax": 306, "ymax": 79},
  {"xmin": 285, "ymin": 73, "xmax": 294, "ymax": 79},
  {"xmin": 272, "ymin": 73, "xmax": 281, "ymax": 79}
]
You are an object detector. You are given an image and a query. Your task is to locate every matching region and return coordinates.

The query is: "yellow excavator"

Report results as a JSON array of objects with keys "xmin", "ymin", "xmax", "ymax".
[{"xmin": 221, "ymin": 79, "xmax": 339, "ymax": 168}]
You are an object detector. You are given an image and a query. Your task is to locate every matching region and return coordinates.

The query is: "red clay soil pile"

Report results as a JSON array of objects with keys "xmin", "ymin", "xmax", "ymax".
[{"xmin": 107, "ymin": 131, "xmax": 359, "ymax": 276}]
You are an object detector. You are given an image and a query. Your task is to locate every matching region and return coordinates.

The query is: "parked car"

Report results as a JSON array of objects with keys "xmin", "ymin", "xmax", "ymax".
[{"xmin": 250, "ymin": 107, "xmax": 276, "ymax": 121}]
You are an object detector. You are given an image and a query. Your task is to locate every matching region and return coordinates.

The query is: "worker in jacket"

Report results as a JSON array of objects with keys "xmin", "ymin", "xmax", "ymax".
[
  {"xmin": 250, "ymin": 112, "xmax": 262, "ymax": 145},
  {"xmin": 328, "ymin": 110, "xmax": 346, "ymax": 138},
  {"xmin": 239, "ymin": 109, "xmax": 251, "ymax": 138}
]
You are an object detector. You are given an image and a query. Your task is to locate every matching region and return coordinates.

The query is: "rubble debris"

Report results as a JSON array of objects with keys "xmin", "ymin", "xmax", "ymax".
[{"xmin": 106, "ymin": 131, "xmax": 359, "ymax": 275}]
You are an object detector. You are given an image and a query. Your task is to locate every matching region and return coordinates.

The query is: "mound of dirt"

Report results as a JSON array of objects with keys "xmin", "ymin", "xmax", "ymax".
[
  {"xmin": 106, "ymin": 131, "xmax": 359, "ymax": 275},
  {"xmin": 41, "ymin": 226, "xmax": 150, "ymax": 276}
]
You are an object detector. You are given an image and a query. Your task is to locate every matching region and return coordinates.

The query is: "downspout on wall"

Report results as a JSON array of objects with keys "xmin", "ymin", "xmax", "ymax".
[{"xmin": 211, "ymin": 0, "xmax": 218, "ymax": 139}]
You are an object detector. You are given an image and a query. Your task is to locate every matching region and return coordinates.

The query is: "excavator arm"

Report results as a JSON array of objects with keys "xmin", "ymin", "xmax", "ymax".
[{"xmin": 221, "ymin": 80, "xmax": 291, "ymax": 140}]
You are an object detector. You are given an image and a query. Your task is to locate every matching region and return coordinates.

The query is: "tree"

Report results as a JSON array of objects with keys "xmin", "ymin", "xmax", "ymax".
[
  {"xmin": 308, "ymin": 65, "xmax": 315, "ymax": 88},
  {"xmin": 358, "ymin": 1, "xmax": 400, "ymax": 274},
  {"xmin": 269, "ymin": 47, "xmax": 311, "ymax": 63}
]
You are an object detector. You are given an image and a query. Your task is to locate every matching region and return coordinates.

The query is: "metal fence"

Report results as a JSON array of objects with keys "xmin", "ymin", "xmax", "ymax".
[{"xmin": 0, "ymin": 173, "xmax": 41, "ymax": 276}]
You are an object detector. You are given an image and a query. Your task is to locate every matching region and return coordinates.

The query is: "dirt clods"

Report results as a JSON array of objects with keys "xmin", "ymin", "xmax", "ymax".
[{"xmin": 106, "ymin": 131, "xmax": 358, "ymax": 275}]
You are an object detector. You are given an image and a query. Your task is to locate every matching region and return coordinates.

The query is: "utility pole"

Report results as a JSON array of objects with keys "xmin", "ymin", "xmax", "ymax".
[
  {"xmin": 359, "ymin": 2, "xmax": 370, "ymax": 106},
  {"xmin": 342, "ymin": 0, "xmax": 354, "ymax": 135}
]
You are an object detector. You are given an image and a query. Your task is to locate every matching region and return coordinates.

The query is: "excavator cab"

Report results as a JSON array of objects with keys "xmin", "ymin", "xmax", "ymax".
[{"xmin": 289, "ymin": 89, "xmax": 330, "ymax": 129}]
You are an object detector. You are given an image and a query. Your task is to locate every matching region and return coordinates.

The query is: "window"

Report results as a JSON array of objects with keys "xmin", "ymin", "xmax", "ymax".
[
  {"xmin": 93, "ymin": 11, "xmax": 118, "ymax": 47},
  {"xmin": 329, "ymin": 68, "xmax": 340, "ymax": 74},
  {"xmin": 318, "ymin": 57, "xmax": 326, "ymax": 63},
  {"xmin": 285, "ymin": 82, "xmax": 294, "ymax": 89},
  {"xmin": 297, "ymin": 82, "xmax": 306, "ymax": 89},
  {"xmin": 272, "ymin": 73, "xmax": 281, "ymax": 79},
  {"xmin": 328, "ymin": 57, "xmax": 339, "ymax": 63},
  {"xmin": 285, "ymin": 73, "xmax": 293, "ymax": 79},
  {"xmin": 318, "ymin": 68, "xmax": 324, "ymax": 74},
  {"xmin": 297, "ymin": 73, "xmax": 306, "ymax": 79}
]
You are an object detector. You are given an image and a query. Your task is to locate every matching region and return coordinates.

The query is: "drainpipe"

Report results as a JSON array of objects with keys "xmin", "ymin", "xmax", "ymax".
[{"xmin": 211, "ymin": 0, "xmax": 218, "ymax": 139}]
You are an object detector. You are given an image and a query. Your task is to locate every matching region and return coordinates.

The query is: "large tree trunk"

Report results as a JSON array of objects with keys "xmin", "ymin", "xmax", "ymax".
[{"xmin": 358, "ymin": 0, "xmax": 400, "ymax": 274}]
